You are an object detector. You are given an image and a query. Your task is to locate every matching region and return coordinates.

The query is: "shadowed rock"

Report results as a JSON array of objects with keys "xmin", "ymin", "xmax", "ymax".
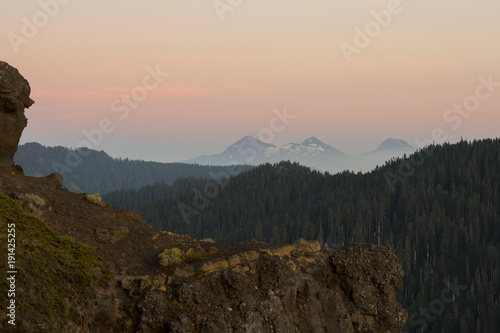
[
  {"xmin": 130, "ymin": 243, "xmax": 408, "ymax": 332},
  {"xmin": 0, "ymin": 61, "xmax": 34, "ymax": 171}
]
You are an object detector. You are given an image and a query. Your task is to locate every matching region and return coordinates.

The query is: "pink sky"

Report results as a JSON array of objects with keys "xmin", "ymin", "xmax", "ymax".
[{"xmin": 2, "ymin": 0, "xmax": 499, "ymax": 162}]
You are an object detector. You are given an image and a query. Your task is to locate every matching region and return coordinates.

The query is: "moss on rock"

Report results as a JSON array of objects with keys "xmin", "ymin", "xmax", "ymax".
[{"xmin": 0, "ymin": 194, "xmax": 101, "ymax": 331}]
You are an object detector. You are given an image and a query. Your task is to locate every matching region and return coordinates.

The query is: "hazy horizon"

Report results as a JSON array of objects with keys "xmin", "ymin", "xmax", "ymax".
[
  {"xmin": 22, "ymin": 134, "xmax": 411, "ymax": 162},
  {"xmin": 4, "ymin": 0, "xmax": 500, "ymax": 162},
  {"xmin": 18, "ymin": 135, "xmax": 497, "ymax": 167}
]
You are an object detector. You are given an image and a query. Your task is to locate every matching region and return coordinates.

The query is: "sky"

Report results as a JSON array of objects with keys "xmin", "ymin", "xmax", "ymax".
[{"xmin": 2, "ymin": 0, "xmax": 500, "ymax": 162}]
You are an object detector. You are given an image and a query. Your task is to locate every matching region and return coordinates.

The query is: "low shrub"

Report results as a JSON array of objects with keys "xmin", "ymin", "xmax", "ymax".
[
  {"xmin": 19, "ymin": 193, "xmax": 46, "ymax": 217},
  {"xmin": 84, "ymin": 193, "xmax": 106, "ymax": 207},
  {"xmin": 200, "ymin": 238, "xmax": 216, "ymax": 243},
  {"xmin": 109, "ymin": 226, "xmax": 129, "ymax": 244},
  {"xmin": 297, "ymin": 238, "xmax": 309, "ymax": 245},
  {"xmin": 183, "ymin": 247, "xmax": 207, "ymax": 262},
  {"xmin": 158, "ymin": 248, "xmax": 183, "ymax": 267}
]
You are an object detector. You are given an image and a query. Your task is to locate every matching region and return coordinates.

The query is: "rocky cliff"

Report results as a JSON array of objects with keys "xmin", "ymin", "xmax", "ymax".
[
  {"xmin": 0, "ymin": 62, "xmax": 407, "ymax": 332},
  {"xmin": 0, "ymin": 61, "xmax": 34, "ymax": 171},
  {"xmin": 133, "ymin": 243, "xmax": 407, "ymax": 332}
]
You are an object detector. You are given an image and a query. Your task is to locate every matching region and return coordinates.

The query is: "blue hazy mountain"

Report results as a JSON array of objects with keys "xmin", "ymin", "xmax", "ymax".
[{"xmin": 185, "ymin": 136, "xmax": 415, "ymax": 173}]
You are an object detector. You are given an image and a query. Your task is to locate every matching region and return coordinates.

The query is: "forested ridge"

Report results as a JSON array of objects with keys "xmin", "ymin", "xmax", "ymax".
[
  {"xmin": 106, "ymin": 138, "xmax": 500, "ymax": 332},
  {"xmin": 14, "ymin": 142, "xmax": 252, "ymax": 194}
]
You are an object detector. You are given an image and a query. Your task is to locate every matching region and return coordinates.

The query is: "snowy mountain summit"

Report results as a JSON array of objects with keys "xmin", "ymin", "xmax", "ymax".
[
  {"xmin": 373, "ymin": 138, "xmax": 415, "ymax": 153},
  {"xmin": 185, "ymin": 136, "xmax": 345, "ymax": 166},
  {"xmin": 265, "ymin": 137, "xmax": 345, "ymax": 160},
  {"xmin": 185, "ymin": 136, "xmax": 415, "ymax": 173}
]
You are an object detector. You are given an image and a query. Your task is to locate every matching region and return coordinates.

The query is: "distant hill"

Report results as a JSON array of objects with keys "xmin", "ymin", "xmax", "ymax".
[
  {"xmin": 184, "ymin": 136, "xmax": 415, "ymax": 173},
  {"xmin": 14, "ymin": 142, "xmax": 253, "ymax": 194},
  {"xmin": 106, "ymin": 138, "xmax": 500, "ymax": 332}
]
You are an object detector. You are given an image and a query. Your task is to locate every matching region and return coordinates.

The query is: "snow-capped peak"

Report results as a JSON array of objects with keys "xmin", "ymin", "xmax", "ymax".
[
  {"xmin": 373, "ymin": 139, "xmax": 415, "ymax": 152},
  {"xmin": 301, "ymin": 136, "xmax": 325, "ymax": 146}
]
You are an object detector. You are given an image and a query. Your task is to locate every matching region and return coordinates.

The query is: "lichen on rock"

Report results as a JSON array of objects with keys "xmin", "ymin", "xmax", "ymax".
[{"xmin": 135, "ymin": 243, "xmax": 408, "ymax": 332}]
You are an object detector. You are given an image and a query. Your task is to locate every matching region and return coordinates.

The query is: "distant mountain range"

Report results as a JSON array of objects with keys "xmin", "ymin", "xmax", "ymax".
[
  {"xmin": 15, "ymin": 137, "xmax": 416, "ymax": 193},
  {"xmin": 185, "ymin": 136, "xmax": 416, "ymax": 173},
  {"xmin": 14, "ymin": 142, "xmax": 253, "ymax": 194}
]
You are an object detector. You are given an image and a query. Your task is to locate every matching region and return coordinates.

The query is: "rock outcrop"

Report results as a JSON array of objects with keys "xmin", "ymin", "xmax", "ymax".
[
  {"xmin": 0, "ymin": 61, "xmax": 34, "ymax": 170},
  {"xmin": 129, "ymin": 243, "xmax": 407, "ymax": 333},
  {"xmin": 0, "ymin": 62, "xmax": 408, "ymax": 332}
]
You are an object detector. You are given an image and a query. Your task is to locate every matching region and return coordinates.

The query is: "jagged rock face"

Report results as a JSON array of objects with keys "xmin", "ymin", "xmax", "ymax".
[
  {"xmin": 123, "ymin": 243, "xmax": 407, "ymax": 333},
  {"xmin": 0, "ymin": 61, "xmax": 34, "ymax": 170}
]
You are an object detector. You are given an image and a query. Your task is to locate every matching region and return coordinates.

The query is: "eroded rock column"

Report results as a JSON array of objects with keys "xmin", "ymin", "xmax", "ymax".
[{"xmin": 0, "ymin": 61, "xmax": 34, "ymax": 170}]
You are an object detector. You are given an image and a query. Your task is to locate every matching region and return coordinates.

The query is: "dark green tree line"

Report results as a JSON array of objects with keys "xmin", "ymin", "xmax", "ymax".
[{"xmin": 15, "ymin": 142, "xmax": 252, "ymax": 194}]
